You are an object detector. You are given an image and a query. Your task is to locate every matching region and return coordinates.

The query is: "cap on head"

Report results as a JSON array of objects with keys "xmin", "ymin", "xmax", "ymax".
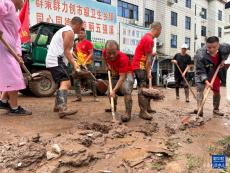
[{"xmin": 181, "ymin": 44, "xmax": 188, "ymax": 49}]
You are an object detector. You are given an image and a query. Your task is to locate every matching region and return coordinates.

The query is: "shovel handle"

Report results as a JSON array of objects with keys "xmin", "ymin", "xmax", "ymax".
[
  {"xmin": 108, "ymin": 70, "xmax": 115, "ymax": 119},
  {"xmin": 149, "ymin": 55, "xmax": 156, "ymax": 89},
  {"xmin": 72, "ymin": 52, "xmax": 97, "ymax": 81},
  {"xmin": 0, "ymin": 36, "xmax": 33, "ymax": 79},
  {"xmin": 197, "ymin": 65, "xmax": 221, "ymax": 117},
  {"xmin": 151, "ymin": 55, "xmax": 157, "ymax": 71},
  {"xmin": 176, "ymin": 63, "xmax": 197, "ymax": 100}
]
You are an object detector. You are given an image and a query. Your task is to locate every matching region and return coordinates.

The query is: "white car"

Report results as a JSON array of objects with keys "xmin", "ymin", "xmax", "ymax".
[
  {"xmin": 163, "ymin": 73, "xmax": 175, "ymax": 88},
  {"xmin": 133, "ymin": 78, "xmax": 138, "ymax": 89}
]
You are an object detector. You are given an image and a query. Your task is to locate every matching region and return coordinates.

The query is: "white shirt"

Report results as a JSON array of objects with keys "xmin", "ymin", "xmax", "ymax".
[
  {"xmin": 46, "ymin": 25, "xmax": 74, "ymax": 68},
  {"xmin": 226, "ymin": 55, "xmax": 230, "ymax": 64}
]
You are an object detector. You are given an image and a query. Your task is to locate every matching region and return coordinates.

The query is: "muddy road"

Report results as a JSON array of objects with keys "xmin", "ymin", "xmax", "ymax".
[{"xmin": 0, "ymin": 87, "xmax": 230, "ymax": 173}]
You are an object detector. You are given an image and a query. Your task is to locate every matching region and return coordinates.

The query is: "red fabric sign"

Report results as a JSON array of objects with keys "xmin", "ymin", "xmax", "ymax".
[{"xmin": 19, "ymin": 0, "xmax": 30, "ymax": 43}]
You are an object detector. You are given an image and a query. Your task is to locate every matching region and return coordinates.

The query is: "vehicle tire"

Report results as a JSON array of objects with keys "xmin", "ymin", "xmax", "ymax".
[
  {"xmin": 19, "ymin": 87, "xmax": 33, "ymax": 95},
  {"xmin": 29, "ymin": 70, "xmax": 58, "ymax": 97},
  {"xmin": 188, "ymin": 80, "xmax": 193, "ymax": 86}
]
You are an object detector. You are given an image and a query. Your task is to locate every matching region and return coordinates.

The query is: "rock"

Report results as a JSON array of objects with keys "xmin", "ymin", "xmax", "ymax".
[
  {"xmin": 79, "ymin": 122, "xmax": 111, "ymax": 134},
  {"xmin": 46, "ymin": 151, "xmax": 59, "ymax": 160},
  {"xmin": 135, "ymin": 122, "xmax": 159, "ymax": 136},
  {"xmin": 61, "ymin": 144, "xmax": 95, "ymax": 167},
  {"xmin": 31, "ymin": 133, "xmax": 40, "ymax": 143},
  {"xmin": 93, "ymin": 137, "xmax": 105, "ymax": 146},
  {"xmin": 0, "ymin": 142, "xmax": 46, "ymax": 169},
  {"xmin": 18, "ymin": 142, "xmax": 26, "ymax": 147},
  {"xmin": 52, "ymin": 144, "xmax": 61, "ymax": 154},
  {"xmin": 124, "ymin": 153, "xmax": 152, "ymax": 167},
  {"xmin": 223, "ymin": 143, "xmax": 230, "ymax": 157},
  {"xmin": 165, "ymin": 124, "xmax": 176, "ymax": 136}
]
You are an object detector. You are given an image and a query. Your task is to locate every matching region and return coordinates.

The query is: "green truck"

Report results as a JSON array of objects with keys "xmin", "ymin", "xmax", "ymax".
[{"xmin": 20, "ymin": 22, "xmax": 108, "ymax": 97}]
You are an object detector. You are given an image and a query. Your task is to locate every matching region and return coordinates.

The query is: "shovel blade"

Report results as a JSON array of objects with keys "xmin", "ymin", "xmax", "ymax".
[
  {"xmin": 182, "ymin": 114, "xmax": 203, "ymax": 122},
  {"xmin": 182, "ymin": 115, "xmax": 197, "ymax": 122}
]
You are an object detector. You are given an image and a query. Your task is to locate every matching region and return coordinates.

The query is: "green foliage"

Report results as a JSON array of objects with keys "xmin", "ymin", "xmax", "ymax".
[
  {"xmin": 37, "ymin": 36, "xmax": 48, "ymax": 45},
  {"xmin": 92, "ymin": 42, "xmax": 105, "ymax": 50},
  {"xmin": 152, "ymin": 162, "xmax": 163, "ymax": 169},
  {"xmin": 185, "ymin": 154, "xmax": 203, "ymax": 170},
  {"xmin": 219, "ymin": 158, "xmax": 230, "ymax": 173},
  {"xmin": 213, "ymin": 136, "xmax": 230, "ymax": 146}
]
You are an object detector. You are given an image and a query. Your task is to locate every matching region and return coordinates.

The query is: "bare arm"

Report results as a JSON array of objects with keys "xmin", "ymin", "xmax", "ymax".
[
  {"xmin": 102, "ymin": 54, "xmax": 111, "ymax": 71},
  {"xmin": 110, "ymin": 73, "xmax": 125, "ymax": 99},
  {"xmin": 182, "ymin": 65, "xmax": 190, "ymax": 77},
  {"xmin": 145, "ymin": 52, "xmax": 152, "ymax": 79},
  {"xmin": 113, "ymin": 73, "xmax": 125, "ymax": 93},
  {"xmin": 63, "ymin": 31, "xmax": 79, "ymax": 71},
  {"xmin": 83, "ymin": 49, "xmax": 93, "ymax": 67}
]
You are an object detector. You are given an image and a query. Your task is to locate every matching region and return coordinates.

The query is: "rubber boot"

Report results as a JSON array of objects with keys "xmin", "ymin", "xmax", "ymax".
[
  {"xmin": 105, "ymin": 96, "xmax": 117, "ymax": 112},
  {"xmin": 176, "ymin": 87, "xmax": 179, "ymax": 99},
  {"xmin": 138, "ymin": 94, "xmax": 153, "ymax": 120},
  {"xmin": 194, "ymin": 94, "xmax": 203, "ymax": 117},
  {"xmin": 57, "ymin": 90, "xmax": 78, "ymax": 118},
  {"xmin": 53, "ymin": 97, "xmax": 59, "ymax": 112},
  {"xmin": 213, "ymin": 96, "xmax": 224, "ymax": 116},
  {"xmin": 185, "ymin": 88, "xmax": 189, "ymax": 103},
  {"xmin": 121, "ymin": 100, "xmax": 132, "ymax": 122},
  {"xmin": 93, "ymin": 88, "xmax": 99, "ymax": 102},
  {"xmin": 147, "ymin": 99, "xmax": 156, "ymax": 113},
  {"xmin": 72, "ymin": 79, "xmax": 82, "ymax": 102}
]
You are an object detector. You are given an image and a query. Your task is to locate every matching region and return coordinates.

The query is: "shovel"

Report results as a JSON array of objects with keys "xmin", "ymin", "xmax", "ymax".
[
  {"xmin": 149, "ymin": 55, "xmax": 157, "ymax": 89},
  {"xmin": 182, "ymin": 65, "xmax": 221, "ymax": 122},
  {"xmin": 108, "ymin": 70, "xmax": 116, "ymax": 122},
  {"xmin": 175, "ymin": 63, "xmax": 197, "ymax": 101},
  {"xmin": 140, "ymin": 55, "xmax": 165, "ymax": 100},
  {"xmin": 0, "ymin": 36, "xmax": 43, "ymax": 81},
  {"xmin": 72, "ymin": 52, "xmax": 108, "ymax": 94}
]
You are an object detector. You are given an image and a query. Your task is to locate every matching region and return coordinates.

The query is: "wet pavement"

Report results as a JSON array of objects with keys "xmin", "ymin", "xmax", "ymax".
[{"xmin": 0, "ymin": 86, "xmax": 230, "ymax": 172}]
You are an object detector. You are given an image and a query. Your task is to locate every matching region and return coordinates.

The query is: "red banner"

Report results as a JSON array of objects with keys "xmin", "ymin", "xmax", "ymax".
[{"xmin": 19, "ymin": 0, "xmax": 29, "ymax": 43}]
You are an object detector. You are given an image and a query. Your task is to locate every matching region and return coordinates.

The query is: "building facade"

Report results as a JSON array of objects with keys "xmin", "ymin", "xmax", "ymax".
[{"xmin": 96, "ymin": 0, "xmax": 226, "ymax": 84}]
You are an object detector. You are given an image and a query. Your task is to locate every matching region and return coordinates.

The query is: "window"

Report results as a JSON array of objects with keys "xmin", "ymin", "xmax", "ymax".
[
  {"xmin": 202, "ymin": 8, "xmax": 207, "ymax": 19},
  {"xmin": 118, "ymin": 1, "xmax": 138, "ymax": 20},
  {"xmin": 145, "ymin": 9, "xmax": 154, "ymax": 27},
  {"xmin": 194, "ymin": 23, "xmax": 196, "ymax": 35},
  {"xmin": 185, "ymin": 16, "xmax": 191, "ymax": 30},
  {"xmin": 97, "ymin": 0, "xmax": 111, "ymax": 4},
  {"xmin": 171, "ymin": 35, "xmax": 177, "ymax": 48},
  {"xmin": 218, "ymin": 10, "xmax": 222, "ymax": 21},
  {"xmin": 194, "ymin": 42, "xmax": 196, "ymax": 53},
  {"xmin": 201, "ymin": 43, "xmax": 205, "ymax": 48},
  {"xmin": 174, "ymin": 0, "xmax": 177, "ymax": 2},
  {"xmin": 186, "ymin": 0, "xmax": 191, "ymax": 8},
  {"xmin": 218, "ymin": 27, "xmax": 222, "ymax": 38},
  {"xmin": 185, "ymin": 38, "xmax": 190, "ymax": 50},
  {"xmin": 201, "ymin": 26, "xmax": 206, "ymax": 36},
  {"xmin": 171, "ymin": 12, "xmax": 177, "ymax": 26},
  {"xmin": 195, "ymin": 5, "xmax": 196, "ymax": 15},
  {"xmin": 37, "ymin": 27, "xmax": 52, "ymax": 45}
]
